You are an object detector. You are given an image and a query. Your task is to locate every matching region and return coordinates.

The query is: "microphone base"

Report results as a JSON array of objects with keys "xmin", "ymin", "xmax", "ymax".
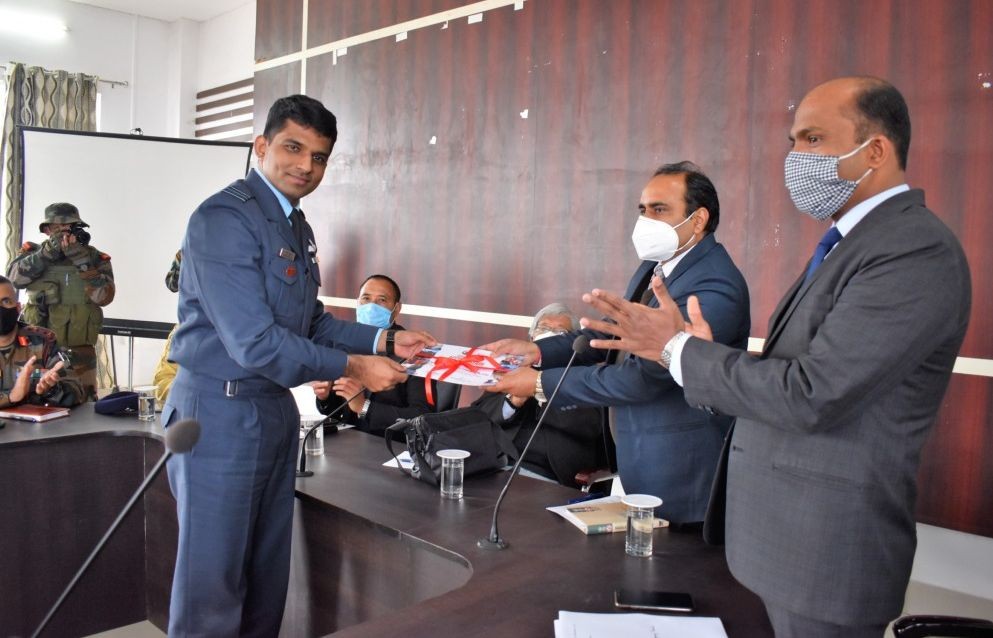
[
  {"xmin": 296, "ymin": 470, "xmax": 314, "ymax": 478},
  {"xmin": 476, "ymin": 537, "xmax": 509, "ymax": 551}
]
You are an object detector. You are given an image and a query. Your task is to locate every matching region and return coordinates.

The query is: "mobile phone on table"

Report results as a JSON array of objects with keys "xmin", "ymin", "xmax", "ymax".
[{"xmin": 614, "ymin": 588, "xmax": 694, "ymax": 612}]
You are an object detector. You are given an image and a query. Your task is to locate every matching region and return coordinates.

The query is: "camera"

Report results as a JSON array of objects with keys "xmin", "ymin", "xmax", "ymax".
[{"xmin": 68, "ymin": 224, "xmax": 91, "ymax": 246}]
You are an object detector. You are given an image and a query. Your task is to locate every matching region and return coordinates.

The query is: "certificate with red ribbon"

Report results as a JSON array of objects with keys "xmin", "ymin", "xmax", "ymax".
[{"xmin": 401, "ymin": 344, "xmax": 526, "ymax": 404}]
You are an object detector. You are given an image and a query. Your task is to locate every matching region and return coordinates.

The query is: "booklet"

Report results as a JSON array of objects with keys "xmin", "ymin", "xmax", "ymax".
[
  {"xmin": 546, "ymin": 495, "xmax": 669, "ymax": 535},
  {"xmin": 401, "ymin": 344, "xmax": 525, "ymax": 387},
  {"xmin": 0, "ymin": 404, "xmax": 71, "ymax": 422}
]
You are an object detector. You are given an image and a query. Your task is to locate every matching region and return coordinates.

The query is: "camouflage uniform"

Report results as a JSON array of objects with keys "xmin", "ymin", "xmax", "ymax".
[
  {"xmin": 0, "ymin": 322, "xmax": 86, "ymax": 408},
  {"xmin": 6, "ymin": 203, "xmax": 114, "ymax": 398},
  {"xmin": 165, "ymin": 250, "xmax": 182, "ymax": 293}
]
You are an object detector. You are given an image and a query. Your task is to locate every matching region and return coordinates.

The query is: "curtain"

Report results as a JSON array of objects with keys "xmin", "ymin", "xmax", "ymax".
[
  {"xmin": 0, "ymin": 63, "xmax": 107, "ymax": 391},
  {"xmin": 1, "ymin": 63, "xmax": 98, "ymax": 266}
]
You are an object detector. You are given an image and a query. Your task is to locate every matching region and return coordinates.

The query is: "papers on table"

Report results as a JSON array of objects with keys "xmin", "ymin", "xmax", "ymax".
[
  {"xmin": 401, "ymin": 344, "xmax": 525, "ymax": 386},
  {"xmin": 554, "ymin": 611, "xmax": 728, "ymax": 638},
  {"xmin": 383, "ymin": 450, "xmax": 414, "ymax": 469}
]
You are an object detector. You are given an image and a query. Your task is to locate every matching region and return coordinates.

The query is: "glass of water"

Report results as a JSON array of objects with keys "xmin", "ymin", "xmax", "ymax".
[
  {"xmin": 437, "ymin": 449, "xmax": 470, "ymax": 499},
  {"xmin": 135, "ymin": 386, "xmax": 156, "ymax": 422},
  {"xmin": 300, "ymin": 416, "xmax": 324, "ymax": 456},
  {"xmin": 622, "ymin": 494, "xmax": 663, "ymax": 557}
]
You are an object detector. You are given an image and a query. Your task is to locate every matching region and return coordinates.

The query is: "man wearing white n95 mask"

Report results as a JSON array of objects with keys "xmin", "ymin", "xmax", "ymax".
[{"xmin": 484, "ymin": 162, "xmax": 750, "ymax": 526}]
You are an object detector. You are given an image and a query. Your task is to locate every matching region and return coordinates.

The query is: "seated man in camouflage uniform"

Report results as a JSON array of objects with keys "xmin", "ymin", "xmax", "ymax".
[
  {"xmin": 0, "ymin": 276, "xmax": 85, "ymax": 408},
  {"xmin": 6, "ymin": 203, "xmax": 115, "ymax": 399}
]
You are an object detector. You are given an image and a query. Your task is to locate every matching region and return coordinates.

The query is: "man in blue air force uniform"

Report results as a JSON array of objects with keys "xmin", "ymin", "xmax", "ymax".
[{"xmin": 164, "ymin": 95, "xmax": 435, "ymax": 637}]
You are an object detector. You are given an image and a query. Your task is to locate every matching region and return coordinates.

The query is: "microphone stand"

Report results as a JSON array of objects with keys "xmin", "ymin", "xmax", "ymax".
[
  {"xmin": 297, "ymin": 389, "xmax": 364, "ymax": 477},
  {"xmin": 478, "ymin": 336, "xmax": 587, "ymax": 551},
  {"xmin": 31, "ymin": 420, "xmax": 200, "ymax": 638}
]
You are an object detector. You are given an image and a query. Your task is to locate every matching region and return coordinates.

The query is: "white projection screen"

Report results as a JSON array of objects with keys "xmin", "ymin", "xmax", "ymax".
[{"xmin": 18, "ymin": 127, "xmax": 252, "ymax": 337}]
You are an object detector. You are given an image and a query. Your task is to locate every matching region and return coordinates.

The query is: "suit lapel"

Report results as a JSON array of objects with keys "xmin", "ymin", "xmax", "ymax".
[
  {"xmin": 645, "ymin": 234, "xmax": 719, "ymax": 309},
  {"xmin": 664, "ymin": 233, "xmax": 717, "ymax": 292},
  {"xmin": 763, "ymin": 190, "xmax": 923, "ymax": 354},
  {"xmin": 245, "ymin": 170, "xmax": 298, "ymax": 253},
  {"xmin": 625, "ymin": 261, "xmax": 657, "ymax": 302}
]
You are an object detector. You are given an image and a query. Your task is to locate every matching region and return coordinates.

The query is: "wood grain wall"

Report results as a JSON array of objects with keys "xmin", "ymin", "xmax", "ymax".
[{"xmin": 254, "ymin": 0, "xmax": 993, "ymax": 537}]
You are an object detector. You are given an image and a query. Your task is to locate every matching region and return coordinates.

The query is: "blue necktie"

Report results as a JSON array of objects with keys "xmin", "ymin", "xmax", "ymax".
[{"xmin": 803, "ymin": 226, "xmax": 842, "ymax": 284}]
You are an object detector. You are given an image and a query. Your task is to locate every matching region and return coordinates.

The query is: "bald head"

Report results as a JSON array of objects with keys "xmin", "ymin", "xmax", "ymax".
[{"xmin": 804, "ymin": 76, "xmax": 911, "ymax": 170}]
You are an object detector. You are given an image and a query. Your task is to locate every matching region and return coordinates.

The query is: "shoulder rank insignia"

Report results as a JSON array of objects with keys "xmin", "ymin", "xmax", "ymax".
[{"xmin": 222, "ymin": 185, "xmax": 252, "ymax": 202}]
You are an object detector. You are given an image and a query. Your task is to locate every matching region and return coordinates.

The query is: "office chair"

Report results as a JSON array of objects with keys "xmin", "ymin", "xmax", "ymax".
[
  {"xmin": 893, "ymin": 615, "xmax": 993, "ymax": 638},
  {"xmin": 432, "ymin": 381, "xmax": 462, "ymax": 413}
]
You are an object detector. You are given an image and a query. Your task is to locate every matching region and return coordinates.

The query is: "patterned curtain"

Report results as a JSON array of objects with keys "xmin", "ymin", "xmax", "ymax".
[
  {"xmin": 1, "ymin": 63, "xmax": 98, "ymax": 266},
  {"xmin": 0, "ymin": 64, "xmax": 106, "ymax": 391}
]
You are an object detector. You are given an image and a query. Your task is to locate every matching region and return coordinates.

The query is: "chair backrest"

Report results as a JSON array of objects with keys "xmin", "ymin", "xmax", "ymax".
[
  {"xmin": 893, "ymin": 615, "xmax": 993, "ymax": 638},
  {"xmin": 432, "ymin": 381, "xmax": 462, "ymax": 413}
]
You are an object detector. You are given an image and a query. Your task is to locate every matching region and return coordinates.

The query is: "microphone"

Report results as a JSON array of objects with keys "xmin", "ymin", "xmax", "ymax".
[
  {"xmin": 297, "ymin": 388, "xmax": 364, "ymax": 477},
  {"xmin": 31, "ymin": 419, "xmax": 201, "ymax": 638},
  {"xmin": 478, "ymin": 335, "xmax": 590, "ymax": 551}
]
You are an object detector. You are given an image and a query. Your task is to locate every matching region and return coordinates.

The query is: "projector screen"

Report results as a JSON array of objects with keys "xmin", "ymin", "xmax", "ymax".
[{"xmin": 18, "ymin": 127, "xmax": 252, "ymax": 337}]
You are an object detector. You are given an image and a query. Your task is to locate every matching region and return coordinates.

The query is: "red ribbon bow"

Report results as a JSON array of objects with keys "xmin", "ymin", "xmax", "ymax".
[{"xmin": 421, "ymin": 348, "xmax": 504, "ymax": 406}]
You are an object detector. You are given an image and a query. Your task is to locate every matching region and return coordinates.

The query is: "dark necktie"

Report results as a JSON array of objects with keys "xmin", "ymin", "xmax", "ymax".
[
  {"xmin": 289, "ymin": 208, "xmax": 307, "ymax": 253},
  {"xmin": 803, "ymin": 226, "xmax": 842, "ymax": 284}
]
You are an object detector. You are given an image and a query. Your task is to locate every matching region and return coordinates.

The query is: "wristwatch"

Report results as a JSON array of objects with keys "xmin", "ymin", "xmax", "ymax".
[
  {"xmin": 660, "ymin": 331, "xmax": 690, "ymax": 369},
  {"xmin": 357, "ymin": 398, "xmax": 372, "ymax": 418},
  {"xmin": 534, "ymin": 373, "xmax": 547, "ymax": 405},
  {"xmin": 503, "ymin": 394, "xmax": 518, "ymax": 411},
  {"xmin": 384, "ymin": 330, "xmax": 397, "ymax": 358}
]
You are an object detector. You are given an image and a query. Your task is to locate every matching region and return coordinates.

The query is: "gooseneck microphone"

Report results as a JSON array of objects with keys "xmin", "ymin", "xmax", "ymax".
[
  {"xmin": 297, "ymin": 389, "xmax": 364, "ymax": 477},
  {"xmin": 478, "ymin": 335, "xmax": 590, "ymax": 551},
  {"xmin": 31, "ymin": 419, "xmax": 201, "ymax": 638}
]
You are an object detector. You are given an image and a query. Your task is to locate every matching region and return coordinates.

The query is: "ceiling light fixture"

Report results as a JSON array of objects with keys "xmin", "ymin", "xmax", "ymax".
[{"xmin": 0, "ymin": 8, "xmax": 68, "ymax": 41}]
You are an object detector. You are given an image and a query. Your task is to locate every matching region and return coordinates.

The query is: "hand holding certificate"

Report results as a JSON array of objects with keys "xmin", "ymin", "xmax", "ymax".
[{"xmin": 401, "ymin": 344, "xmax": 525, "ymax": 387}]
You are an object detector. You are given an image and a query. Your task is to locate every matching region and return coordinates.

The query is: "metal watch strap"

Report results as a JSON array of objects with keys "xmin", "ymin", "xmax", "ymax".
[
  {"xmin": 534, "ymin": 372, "xmax": 547, "ymax": 405},
  {"xmin": 358, "ymin": 398, "xmax": 371, "ymax": 418},
  {"xmin": 385, "ymin": 330, "xmax": 397, "ymax": 357},
  {"xmin": 660, "ymin": 331, "xmax": 690, "ymax": 369}
]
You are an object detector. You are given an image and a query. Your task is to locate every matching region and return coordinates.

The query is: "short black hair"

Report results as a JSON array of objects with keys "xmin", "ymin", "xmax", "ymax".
[
  {"xmin": 849, "ymin": 77, "xmax": 911, "ymax": 170},
  {"xmin": 652, "ymin": 161, "xmax": 720, "ymax": 233},
  {"xmin": 361, "ymin": 274, "xmax": 402, "ymax": 304},
  {"xmin": 263, "ymin": 95, "xmax": 338, "ymax": 143},
  {"xmin": 0, "ymin": 275, "xmax": 12, "ymax": 288}
]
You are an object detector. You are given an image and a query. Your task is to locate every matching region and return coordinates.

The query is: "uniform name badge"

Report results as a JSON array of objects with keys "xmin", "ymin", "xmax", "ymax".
[{"xmin": 278, "ymin": 247, "xmax": 296, "ymax": 261}]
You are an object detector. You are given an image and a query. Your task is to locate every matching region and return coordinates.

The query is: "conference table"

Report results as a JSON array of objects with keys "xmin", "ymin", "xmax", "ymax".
[{"xmin": 0, "ymin": 404, "xmax": 772, "ymax": 637}]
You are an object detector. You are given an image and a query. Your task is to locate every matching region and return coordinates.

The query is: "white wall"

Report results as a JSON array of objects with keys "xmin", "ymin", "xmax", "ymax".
[
  {"xmin": 1, "ymin": 0, "xmax": 256, "ymax": 387},
  {"xmin": 197, "ymin": 1, "xmax": 256, "ymax": 91},
  {"xmin": 0, "ymin": 0, "xmax": 170, "ymax": 135}
]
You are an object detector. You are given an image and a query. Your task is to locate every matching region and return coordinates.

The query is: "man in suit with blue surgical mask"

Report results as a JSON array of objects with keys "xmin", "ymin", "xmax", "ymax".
[{"xmin": 313, "ymin": 274, "xmax": 438, "ymax": 436}]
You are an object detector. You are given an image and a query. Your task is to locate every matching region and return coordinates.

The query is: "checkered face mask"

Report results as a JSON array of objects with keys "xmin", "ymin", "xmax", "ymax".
[{"xmin": 785, "ymin": 138, "xmax": 873, "ymax": 220}]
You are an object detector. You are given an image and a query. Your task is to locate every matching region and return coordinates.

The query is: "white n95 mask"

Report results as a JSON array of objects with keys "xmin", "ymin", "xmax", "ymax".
[
  {"xmin": 630, "ymin": 210, "xmax": 696, "ymax": 262},
  {"xmin": 784, "ymin": 138, "xmax": 874, "ymax": 220}
]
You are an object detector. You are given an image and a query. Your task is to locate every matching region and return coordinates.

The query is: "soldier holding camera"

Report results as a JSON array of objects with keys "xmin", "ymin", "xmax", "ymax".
[{"xmin": 6, "ymin": 203, "xmax": 115, "ymax": 398}]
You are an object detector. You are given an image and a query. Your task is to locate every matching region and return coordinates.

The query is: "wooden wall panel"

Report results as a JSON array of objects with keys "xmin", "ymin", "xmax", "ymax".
[
  {"xmin": 308, "ymin": 0, "xmax": 468, "ymax": 45},
  {"xmin": 255, "ymin": 0, "xmax": 993, "ymax": 536},
  {"xmin": 256, "ymin": 0, "xmax": 303, "ymax": 62},
  {"xmin": 918, "ymin": 375, "xmax": 993, "ymax": 537}
]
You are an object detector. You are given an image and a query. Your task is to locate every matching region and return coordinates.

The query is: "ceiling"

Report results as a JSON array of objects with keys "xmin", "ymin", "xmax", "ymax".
[{"xmin": 67, "ymin": 0, "xmax": 252, "ymax": 23}]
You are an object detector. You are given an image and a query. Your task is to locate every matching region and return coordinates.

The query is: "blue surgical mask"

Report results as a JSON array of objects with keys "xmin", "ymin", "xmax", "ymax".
[{"xmin": 356, "ymin": 302, "xmax": 395, "ymax": 328}]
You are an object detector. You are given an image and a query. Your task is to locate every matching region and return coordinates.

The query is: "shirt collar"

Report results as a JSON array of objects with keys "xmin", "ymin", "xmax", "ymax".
[
  {"xmin": 253, "ymin": 168, "xmax": 295, "ymax": 219},
  {"xmin": 834, "ymin": 183, "xmax": 910, "ymax": 237},
  {"xmin": 657, "ymin": 238, "xmax": 698, "ymax": 278}
]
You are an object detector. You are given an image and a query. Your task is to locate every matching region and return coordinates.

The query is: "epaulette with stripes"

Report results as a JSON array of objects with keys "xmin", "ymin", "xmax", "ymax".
[{"xmin": 222, "ymin": 184, "xmax": 253, "ymax": 202}]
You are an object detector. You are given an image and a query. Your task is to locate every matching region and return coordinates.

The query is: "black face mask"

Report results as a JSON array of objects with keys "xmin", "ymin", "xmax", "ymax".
[{"xmin": 0, "ymin": 306, "xmax": 19, "ymax": 335}]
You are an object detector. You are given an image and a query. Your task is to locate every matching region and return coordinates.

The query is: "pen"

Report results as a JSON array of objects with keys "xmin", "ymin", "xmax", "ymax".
[{"xmin": 567, "ymin": 493, "xmax": 600, "ymax": 505}]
